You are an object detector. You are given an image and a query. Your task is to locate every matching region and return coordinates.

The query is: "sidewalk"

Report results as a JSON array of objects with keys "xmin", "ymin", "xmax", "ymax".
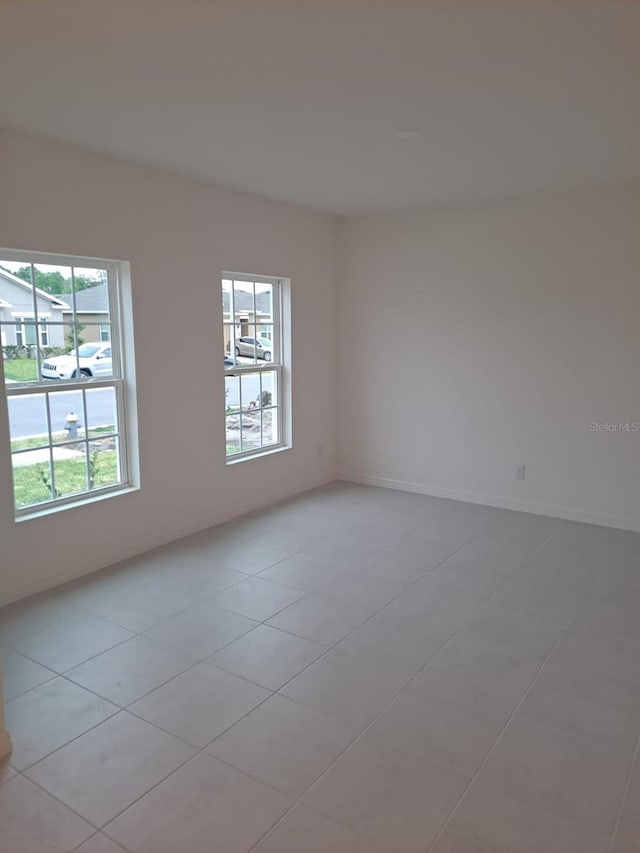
[{"xmin": 12, "ymin": 446, "xmax": 84, "ymax": 468}]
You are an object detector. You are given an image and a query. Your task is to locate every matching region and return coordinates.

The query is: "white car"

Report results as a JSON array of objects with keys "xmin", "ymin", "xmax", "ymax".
[{"xmin": 41, "ymin": 342, "xmax": 112, "ymax": 379}]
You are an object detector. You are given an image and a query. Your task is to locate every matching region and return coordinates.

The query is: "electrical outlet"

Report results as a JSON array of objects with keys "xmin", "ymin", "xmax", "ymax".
[{"xmin": 515, "ymin": 465, "xmax": 526, "ymax": 480}]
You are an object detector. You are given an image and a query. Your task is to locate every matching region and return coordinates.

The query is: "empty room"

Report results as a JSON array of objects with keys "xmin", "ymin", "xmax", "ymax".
[{"xmin": 0, "ymin": 1, "xmax": 639, "ymax": 852}]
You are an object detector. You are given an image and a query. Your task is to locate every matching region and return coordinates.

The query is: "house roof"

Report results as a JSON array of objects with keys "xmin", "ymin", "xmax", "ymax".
[
  {"xmin": 222, "ymin": 289, "xmax": 271, "ymax": 315},
  {"xmin": 65, "ymin": 282, "xmax": 109, "ymax": 313},
  {"xmin": 0, "ymin": 268, "xmax": 70, "ymax": 309}
]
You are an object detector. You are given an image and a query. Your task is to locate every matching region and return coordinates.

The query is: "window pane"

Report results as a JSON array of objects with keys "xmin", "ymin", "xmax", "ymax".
[
  {"xmin": 233, "ymin": 280, "xmax": 254, "ymax": 312},
  {"xmin": 260, "ymin": 369, "xmax": 278, "ymax": 448},
  {"xmin": 260, "ymin": 370, "xmax": 277, "ymax": 410},
  {"xmin": 222, "ymin": 279, "xmax": 237, "ymax": 359},
  {"xmin": 72, "ymin": 266, "xmax": 109, "ymax": 309},
  {"xmin": 32, "ymin": 262, "xmax": 73, "ymax": 298},
  {"xmin": 12, "ymin": 452, "xmax": 54, "ymax": 509},
  {"xmin": 24, "ymin": 320, "xmax": 37, "ymax": 346},
  {"xmin": 8, "ymin": 392, "xmax": 48, "ymax": 451},
  {"xmin": 258, "ymin": 323, "xmax": 274, "ymax": 343},
  {"xmin": 63, "ymin": 320, "xmax": 82, "ymax": 352},
  {"xmin": 41, "ymin": 329, "xmax": 113, "ymax": 381},
  {"xmin": 234, "ymin": 281, "xmax": 257, "ymax": 364},
  {"xmin": 73, "ymin": 327, "xmax": 113, "ymax": 378},
  {"xmin": 239, "ymin": 371, "xmax": 261, "ymax": 411},
  {"xmin": 255, "ymin": 281, "xmax": 273, "ymax": 323},
  {"xmin": 240, "ymin": 371, "xmax": 264, "ymax": 451},
  {"xmin": 48, "ymin": 388, "xmax": 85, "ymax": 444},
  {"xmin": 262, "ymin": 407, "xmax": 279, "ymax": 447},
  {"xmin": 225, "ymin": 415, "xmax": 241, "ymax": 456},
  {"xmin": 53, "ymin": 444, "xmax": 89, "ymax": 498},
  {"xmin": 3, "ymin": 350, "xmax": 38, "ymax": 386},
  {"xmin": 88, "ymin": 435, "xmax": 121, "ymax": 490},
  {"xmin": 250, "ymin": 323, "xmax": 260, "ymax": 363},
  {"xmin": 241, "ymin": 413, "xmax": 261, "ymax": 451},
  {"xmin": 225, "ymin": 373, "xmax": 240, "ymax": 413},
  {"xmin": 225, "ymin": 374, "xmax": 241, "ymax": 456},
  {"xmin": 86, "ymin": 386, "xmax": 118, "ymax": 438}
]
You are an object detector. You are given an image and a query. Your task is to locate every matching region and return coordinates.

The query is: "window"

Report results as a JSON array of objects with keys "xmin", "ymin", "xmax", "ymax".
[
  {"xmin": 222, "ymin": 274, "xmax": 289, "ymax": 460},
  {"xmin": 14, "ymin": 317, "xmax": 38, "ymax": 347},
  {"xmin": 0, "ymin": 249, "xmax": 137, "ymax": 517},
  {"xmin": 99, "ymin": 323, "xmax": 110, "ymax": 342}
]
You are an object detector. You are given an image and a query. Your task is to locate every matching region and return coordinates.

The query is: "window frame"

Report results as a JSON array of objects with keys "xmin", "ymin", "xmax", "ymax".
[
  {"xmin": 222, "ymin": 273, "xmax": 289, "ymax": 463},
  {"xmin": 0, "ymin": 248, "xmax": 138, "ymax": 519},
  {"xmin": 13, "ymin": 316, "xmax": 40, "ymax": 347}
]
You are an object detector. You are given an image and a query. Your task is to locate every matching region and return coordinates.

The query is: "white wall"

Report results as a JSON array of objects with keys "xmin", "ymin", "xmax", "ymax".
[
  {"xmin": 338, "ymin": 186, "xmax": 640, "ymax": 530},
  {"xmin": 0, "ymin": 129, "xmax": 338, "ymax": 604},
  {"xmin": 1, "ymin": 130, "xmax": 637, "ymax": 608}
]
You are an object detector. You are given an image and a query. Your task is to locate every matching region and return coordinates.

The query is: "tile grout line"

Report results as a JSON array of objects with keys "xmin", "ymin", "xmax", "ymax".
[
  {"xmin": 608, "ymin": 725, "xmax": 640, "ymax": 852},
  {"xmin": 2, "ymin": 513, "xmax": 550, "ymax": 849},
  {"xmin": 1, "ymin": 550, "xmax": 307, "ymax": 689},
  {"xmin": 5, "ymin": 535, "xmax": 385, "ymax": 782},
  {"xmin": 1, "ymin": 509, "xmax": 609, "ymax": 851},
  {"xmin": 9, "ymin": 536, "xmax": 395, "ymax": 841},
  {"xmin": 424, "ymin": 557, "xmax": 617, "ymax": 852},
  {"xmin": 243, "ymin": 526, "xmax": 566, "ymax": 851},
  {"xmin": 118, "ymin": 534, "xmax": 476, "ymax": 782},
  {"xmin": 0, "ymin": 537, "xmax": 306, "ymax": 652},
  {"xmin": 69, "ymin": 831, "xmax": 131, "ymax": 853},
  {"xmin": 13, "ymin": 529, "xmax": 469, "ymax": 844}
]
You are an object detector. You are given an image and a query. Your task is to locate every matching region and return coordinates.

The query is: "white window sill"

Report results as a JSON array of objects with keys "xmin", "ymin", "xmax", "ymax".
[
  {"xmin": 16, "ymin": 484, "xmax": 139, "ymax": 523},
  {"xmin": 226, "ymin": 444, "xmax": 292, "ymax": 466}
]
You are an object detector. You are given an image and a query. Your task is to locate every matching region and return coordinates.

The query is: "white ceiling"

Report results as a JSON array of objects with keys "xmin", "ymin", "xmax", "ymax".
[{"xmin": 1, "ymin": 0, "xmax": 638, "ymax": 213}]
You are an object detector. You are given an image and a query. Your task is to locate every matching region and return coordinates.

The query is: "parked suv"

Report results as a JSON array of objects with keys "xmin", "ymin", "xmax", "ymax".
[
  {"xmin": 41, "ymin": 342, "xmax": 112, "ymax": 379},
  {"xmin": 234, "ymin": 336, "xmax": 272, "ymax": 361}
]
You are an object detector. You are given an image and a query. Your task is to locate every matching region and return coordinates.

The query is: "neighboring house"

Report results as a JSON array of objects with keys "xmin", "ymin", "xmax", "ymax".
[
  {"xmin": 61, "ymin": 282, "xmax": 110, "ymax": 341},
  {"xmin": 0, "ymin": 268, "xmax": 69, "ymax": 348},
  {"xmin": 222, "ymin": 288, "xmax": 273, "ymax": 353}
]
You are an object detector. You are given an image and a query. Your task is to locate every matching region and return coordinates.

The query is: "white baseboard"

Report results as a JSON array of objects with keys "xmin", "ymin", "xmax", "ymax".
[
  {"xmin": 339, "ymin": 472, "xmax": 640, "ymax": 533},
  {"xmin": 0, "ymin": 730, "xmax": 12, "ymax": 759},
  {"xmin": 1, "ymin": 472, "xmax": 335, "ymax": 607}
]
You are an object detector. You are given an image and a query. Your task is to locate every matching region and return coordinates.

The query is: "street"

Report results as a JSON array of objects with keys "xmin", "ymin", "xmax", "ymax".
[
  {"xmin": 225, "ymin": 367, "xmax": 276, "ymax": 410},
  {"xmin": 7, "ymin": 365, "xmax": 273, "ymax": 439},
  {"xmin": 7, "ymin": 387, "xmax": 117, "ymax": 439}
]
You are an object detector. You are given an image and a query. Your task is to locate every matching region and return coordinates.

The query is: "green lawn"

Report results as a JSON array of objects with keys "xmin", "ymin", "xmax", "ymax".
[
  {"xmin": 11, "ymin": 426, "xmax": 115, "ymax": 453},
  {"xmin": 13, "ymin": 450, "xmax": 119, "ymax": 509},
  {"xmin": 3, "ymin": 359, "xmax": 38, "ymax": 382}
]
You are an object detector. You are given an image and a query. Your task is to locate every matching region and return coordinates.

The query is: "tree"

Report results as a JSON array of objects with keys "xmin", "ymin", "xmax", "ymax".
[
  {"xmin": 1, "ymin": 265, "xmax": 103, "ymax": 295},
  {"xmin": 65, "ymin": 323, "xmax": 85, "ymax": 352}
]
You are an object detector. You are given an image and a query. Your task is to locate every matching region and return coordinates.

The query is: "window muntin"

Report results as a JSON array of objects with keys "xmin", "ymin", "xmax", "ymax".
[
  {"xmin": 1, "ymin": 251, "xmax": 132, "ymax": 515},
  {"xmin": 223, "ymin": 275, "xmax": 284, "ymax": 460}
]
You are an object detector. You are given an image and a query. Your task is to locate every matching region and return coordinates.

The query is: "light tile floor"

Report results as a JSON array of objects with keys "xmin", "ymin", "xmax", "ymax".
[{"xmin": 1, "ymin": 481, "xmax": 639, "ymax": 852}]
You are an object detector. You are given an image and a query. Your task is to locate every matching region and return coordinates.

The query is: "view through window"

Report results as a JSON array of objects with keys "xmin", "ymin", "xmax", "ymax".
[
  {"xmin": 222, "ymin": 275, "xmax": 285, "ymax": 459},
  {"xmin": 0, "ymin": 251, "xmax": 133, "ymax": 515}
]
